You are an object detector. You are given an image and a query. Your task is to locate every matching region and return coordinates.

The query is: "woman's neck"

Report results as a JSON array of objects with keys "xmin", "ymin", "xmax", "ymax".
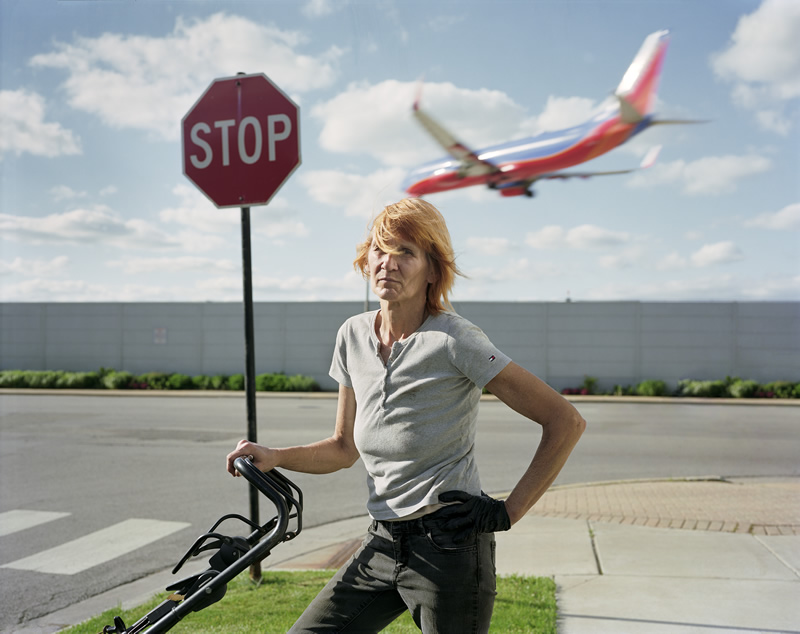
[{"xmin": 376, "ymin": 300, "xmax": 428, "ymax": 347}]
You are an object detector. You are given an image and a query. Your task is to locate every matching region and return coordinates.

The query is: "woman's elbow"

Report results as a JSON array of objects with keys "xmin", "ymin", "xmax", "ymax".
[
  {"xmin": 335, "ymin": 439, "xmax": 360, "ymax": 469},
  {"xmin": 575, "ymin": 412, "xmax": 587, "ymax": 439},
  {"xmin": 343, "ymin": 446, "xmax": 360, "ymax": 469},
  {"xmin": 559, "ymin": 407, "xmax": 586, "ymax": 444}
]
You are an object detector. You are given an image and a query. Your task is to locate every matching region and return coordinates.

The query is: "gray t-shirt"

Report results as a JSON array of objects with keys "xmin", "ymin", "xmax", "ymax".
[{"xmin": 329, "ymin": 310, "xmax": 511, "ymax": 520}]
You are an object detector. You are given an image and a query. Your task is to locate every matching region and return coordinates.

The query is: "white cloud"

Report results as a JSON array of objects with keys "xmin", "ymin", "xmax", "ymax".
[
  {"xmin": 0, "ymin": 206, "xmax": 177, "ymax": 249},
  {"xmin": 755, "ymin": 108, "xmax": 793, "ymax": 135},
  {"xmin": 741, "ymin": 274, "xmax": 800, "ymax": 299},
  {"xmin": 160, "ymin": 184, "xmax": 242, "ymax": 234},
  {"xmin": 427, "ymin": 16, "xmax": 466, "ymax": 32},
  {"xmin": 0, "ymin": 89, "xmax": 81, "ymax": 159},
  {"xmin": 599, "ymin": 246, "xmax": 645, "ymax": 270},
  {"xmin": 682, "ymin": 155, "xmax": 773, "ymax": 194},
  {"xmin": 50, "ymin": 185, "xmax": 87, "ymax": 202},
  {"xmin": 585, "ymin": 273, "xmax": 800, "ymax": 301},
  {"xmin": 690, "ymin": 241, "xmax": 745, "ymax": 267},
  {"xmin": 656, "ymin": 252, "xmax": 688, "ymax": 271},
  {"xmin": 30, "ymin": 13, "xmax": 343, "ymax": 140},
  {"xmin": 519, "ymin": 96, "xmax": 599, "ymax": 136},
  {"xmin": 711, "ymin": 0, "xmax": 800, "ymax": 133},
  {"xmin": 158, "ymin": 184, "xmax": 307, "ymax": 249},
  {"xmin": 628, "ymin": 154, "xmax": 772, "ymax": 195},
  {"xmin": 300, "ymin": 167, "xmax": 407, "ymax": 217},
  {"xmin": 0, "ymin": 256, "xmax": 69, "ymax": 276},
  {"xmin": 525, "ymin": 225, "xmax": 566, "ymax": 249},
  {"xmin": 525, "ymin": 224, "xmax": 630, "ymax": 250},
  {"xmin": 254, "ymin": 218, "xmax": 309, "ymax": 240},
  {"xmin": 464, "ymin": 237, "xmax": 514, "ymax": 256},
  {"xmin": 566, "ymin": 224, "xmax": 630, "ymax": 249},
  {"xmin": 249, "ymin": 197, "xmax": 310, "ymax": 240},
  {"xmin": 198, "ymin": 270, "xmax": 363, "ymax": 299},
  {"xmin": 312, "ymin": 80, "xmax": 525, "ymax": 167},
  {"xmin": 584, "ymin": 275, "xmax": 738, "ymax": 301},
  {"xmin": 0, "ymin": 278, "xmax": 110, "ymax": 302},
  {"xmin": 107, "ymin": 256, "xmax": 237, "ymax": 275},
  {"xmin": 302, "ymin": 0, "xmax": 337, "ymax": 18},
  {"xmin": 657, "ymin": 242, "xmax": 746, "ymax": 271},
  {"xmin": 0, "ymin": 269, "xmax": 366, "ymax": 302},
  {"xmin": 467, "ymin": 258, "xmax": 559, "ymax": 283},
  {"xmin": 745, "ymin": 202, "xmax": 800, "ymax": 229}
]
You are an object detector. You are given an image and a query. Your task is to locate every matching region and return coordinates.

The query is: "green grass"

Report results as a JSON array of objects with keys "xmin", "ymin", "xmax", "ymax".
[{"xmin": 63, "ymin": 571, "xmax": 556, "ymax": 633}]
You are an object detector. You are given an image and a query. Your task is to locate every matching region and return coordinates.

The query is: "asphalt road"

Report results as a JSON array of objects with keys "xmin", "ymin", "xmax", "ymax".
[{"xmin": 0, "ymin": 393, "xmax": 797, "ymax": 631}]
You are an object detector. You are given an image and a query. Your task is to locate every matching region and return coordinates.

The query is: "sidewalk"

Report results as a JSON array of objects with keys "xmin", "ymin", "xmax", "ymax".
[{"xmin": 22, "ymin": 477, "xmax": 800, "ymax": 633}]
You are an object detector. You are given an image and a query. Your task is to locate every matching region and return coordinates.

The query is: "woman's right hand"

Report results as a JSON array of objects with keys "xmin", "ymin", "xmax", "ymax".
[{"xmin": 226, "ymin": 439, "xmax": 278, "ymax": 477}]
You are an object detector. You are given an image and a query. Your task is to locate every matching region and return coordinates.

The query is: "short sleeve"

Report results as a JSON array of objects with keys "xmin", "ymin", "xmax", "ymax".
[
  {"xmin": 447, "ymin": 316, "xmax": 511, "ymax": 389},
  {"xmin": 328, "ymin": 322, "xmax": 353, "ymax": 387}
]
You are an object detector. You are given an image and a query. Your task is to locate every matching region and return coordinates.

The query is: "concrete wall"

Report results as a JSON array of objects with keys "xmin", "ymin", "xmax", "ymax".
[{"xmin": 1, "ymin": 302, "xmax": 797, "ymax": 391}]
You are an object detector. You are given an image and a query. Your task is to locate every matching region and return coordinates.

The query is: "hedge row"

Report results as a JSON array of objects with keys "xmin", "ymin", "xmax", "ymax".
[
  {"xmin": 0, "ymin": 369, "xmax": 320, "ymax": 392},
  {"xmin": 3, "ymin": 370, "xmax": 797, "ymax": 398},
  {"xmin": 561, "ymin": 376, "xmax": 800, "ymax": 399}
]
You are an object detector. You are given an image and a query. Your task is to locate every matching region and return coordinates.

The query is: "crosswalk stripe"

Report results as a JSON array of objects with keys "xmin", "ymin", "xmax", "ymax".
[
  {"xmin": 0, "ymin": 510, "xmax": 71, "ymax": 537},
  {"xmin": 1, "ymin": 518, "xmax": 191, "ymax": 575}
]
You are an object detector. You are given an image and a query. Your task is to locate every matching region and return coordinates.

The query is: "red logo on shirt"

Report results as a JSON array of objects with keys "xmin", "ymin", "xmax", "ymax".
[{"xmin": 489, "ymin": 355, "xmax": 496, "ymax": 362}]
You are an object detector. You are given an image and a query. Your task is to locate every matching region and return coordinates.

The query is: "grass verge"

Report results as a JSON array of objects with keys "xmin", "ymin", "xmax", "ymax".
[{"xmin": 63, "ymin": 570, "xmax": 556, "ymax": 633}]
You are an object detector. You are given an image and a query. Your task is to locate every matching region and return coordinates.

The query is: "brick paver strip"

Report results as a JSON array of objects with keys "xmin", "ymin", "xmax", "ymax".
[{"xmin": 529, "ymin": 479, "xmax": 800, "ymax": 534}]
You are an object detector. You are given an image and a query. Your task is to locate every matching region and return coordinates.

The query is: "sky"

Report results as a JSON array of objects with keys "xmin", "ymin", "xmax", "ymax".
[{"xmin": 1, "ymin": 0, "xmax": 798, "ymax": 304}]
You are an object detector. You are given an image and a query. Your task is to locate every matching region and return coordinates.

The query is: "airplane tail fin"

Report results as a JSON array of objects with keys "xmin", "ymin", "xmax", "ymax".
[{"xmin": 615, "ymin": 30, "xmax": 670, "ymax": 124}]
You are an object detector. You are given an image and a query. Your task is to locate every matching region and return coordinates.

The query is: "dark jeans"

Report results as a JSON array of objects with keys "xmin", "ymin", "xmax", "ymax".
[{"xmin": 289, "ymin": 508, "xmax": 497, "ymax": 633}]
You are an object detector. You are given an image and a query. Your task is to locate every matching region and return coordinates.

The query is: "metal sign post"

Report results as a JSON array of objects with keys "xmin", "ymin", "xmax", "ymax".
[
  {"xmin": 182, "ymin": 73, "xmax": 301, "ymax": 582},
  {"xmin": 240, "ymin": 205, "xmax": 260, "ymax": 580}
]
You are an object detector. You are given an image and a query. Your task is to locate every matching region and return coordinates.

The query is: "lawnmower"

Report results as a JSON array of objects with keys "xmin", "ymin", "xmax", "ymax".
[{"xmin": 99, "ymin": 456, "xmax": 303, "ymax": 633}]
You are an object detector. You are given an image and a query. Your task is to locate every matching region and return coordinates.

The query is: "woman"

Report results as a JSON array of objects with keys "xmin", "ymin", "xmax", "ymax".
[{"xmin": 226, "ymin": 198, "xmax": 586, "ymax": 633}]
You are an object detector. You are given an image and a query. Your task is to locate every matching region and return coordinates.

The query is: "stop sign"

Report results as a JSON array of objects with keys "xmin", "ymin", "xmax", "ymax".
[{"xmin": 182, "ymin": 73, "xmax": 301, "ymax": 208}]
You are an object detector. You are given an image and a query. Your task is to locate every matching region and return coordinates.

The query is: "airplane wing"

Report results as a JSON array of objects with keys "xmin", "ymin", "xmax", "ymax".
[
  {"xmin": 538, "ymin": 145, "xmax": 661, "ymax": 181},
  {"xmin": 491, "ymin": 146, "xmax": 662, "ymax": 196},
  {"xmin": 412, "ymin": 99, "xmax": 499, "ymax": 177}
]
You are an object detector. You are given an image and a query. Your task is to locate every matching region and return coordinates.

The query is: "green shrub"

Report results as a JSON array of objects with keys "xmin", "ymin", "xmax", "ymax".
[
  {"xmin": 762, "ymin": 381, "xmax": 795, "ymax": 399},
  {"xmin": 0, "ymin": 371, "xmax": 27, "ymax": 388},
  {"xmin": 635, "ymin": 379, "xmax": 668, "ymax": 397},
  {"xmin": 210, "ymin": 375, "xmax": 228, "ymax": 390},
  {"xmin": 612, "ymin": 384, "xmax": 635, "ymax": 396},
  {"xmin": 192, "ymin": 375, "xmax": 212, "ymax": 390},
  {"xmin": 256, "ymin": 373, "xmax": 289, "ymax": 392},
  {"xmin": 102, "ymin": 371, "xmax": 134, "ymax": 390},
  {"xmin": 728, "ymin": 379, "xmax": 760, "ymax": 399},
  {"xmin": 582, "ymin": 376, "xmax": 598, "ymax": 395},
  {"xmin": 284, "ymin": 374, "xmax": 320, "ymax": 392},
  {"xmin": 167, "ymin": 374, "xmax": 193, "ymax": 390},
  {"xmin": 136, "ymin": 372, "xmax": 170, "ymax": 390},
  {"xmin": 228, "ymin": 374, "xmax": 245, "ymax": 391},
  {"xmin": 26, "ymin": 371, "xmax": 62, "ymax": 388},
  {"xmin": 56, "ymin": 371, "xmax": 102, "ymax": 389},
  {"xmin": 676, "ymin": 379, "xmax": 728, "ymax": 398}
]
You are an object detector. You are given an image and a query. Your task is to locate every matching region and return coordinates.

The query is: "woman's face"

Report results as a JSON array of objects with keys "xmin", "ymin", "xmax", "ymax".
[{"xmin": 368, "ymin": 235, "xmax": 435, "ymax": 306}]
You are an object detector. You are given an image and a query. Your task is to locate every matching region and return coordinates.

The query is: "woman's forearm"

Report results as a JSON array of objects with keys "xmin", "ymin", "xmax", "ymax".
[
  {"xmin": 503, "ymin": 410, "xmax": 585, "ymax": 524},
  {"xmin": 273, "ymin": 435, "xmax": 360, "ymax": 474}
]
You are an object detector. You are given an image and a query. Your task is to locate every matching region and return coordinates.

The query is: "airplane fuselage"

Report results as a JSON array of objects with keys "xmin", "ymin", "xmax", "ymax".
[{"xmin": 404, "ymin": 111, "xmax": 650, "ymax": 197}]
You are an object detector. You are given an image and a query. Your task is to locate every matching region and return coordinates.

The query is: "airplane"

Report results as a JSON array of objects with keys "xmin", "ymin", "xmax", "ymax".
[{"xmin": 403, "ymin": 30, "xmax": 701, "ymax": 199}]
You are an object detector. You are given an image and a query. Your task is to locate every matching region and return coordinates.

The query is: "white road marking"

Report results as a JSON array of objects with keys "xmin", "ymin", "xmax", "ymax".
[
  {"xmin": 1, "ymin": 518, "xmax": 191, "ymax": 575},
  {"xmin": 0, "ymin": 510, "xmax": 71, "ymax": 537}
]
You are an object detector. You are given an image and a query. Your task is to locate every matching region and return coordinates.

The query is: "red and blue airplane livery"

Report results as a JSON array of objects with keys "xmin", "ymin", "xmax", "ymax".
[{"xmin": 404, "ymin": 30, "xmax": 699, "ymax": 199}]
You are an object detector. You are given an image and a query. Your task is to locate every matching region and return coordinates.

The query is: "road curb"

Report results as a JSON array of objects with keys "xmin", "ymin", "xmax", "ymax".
[{"xmin": 2, "ymin": 389, "xmax": 799, "ymax": 405}]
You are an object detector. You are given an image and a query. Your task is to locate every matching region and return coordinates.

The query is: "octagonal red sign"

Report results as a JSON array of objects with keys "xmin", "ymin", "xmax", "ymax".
[{"xmin": 182, "ymin": 73, "xmax": 301, "ymax": 208}]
